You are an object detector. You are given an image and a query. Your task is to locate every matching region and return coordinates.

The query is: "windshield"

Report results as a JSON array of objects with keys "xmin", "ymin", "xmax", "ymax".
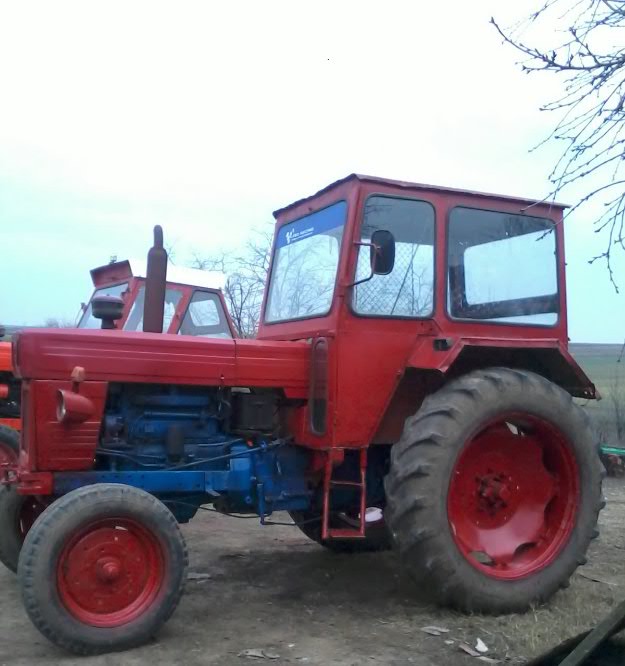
[
  {"xmin": 77, "ymin": 282, "xmax": 129, "ymax": 329},
  {"xmin": 265, "ymin": 201, "xmax": 347, "ymax": 323},
  {"xmin": 123, "ymin": 285, "xmax": 183, "ymax": 333}
]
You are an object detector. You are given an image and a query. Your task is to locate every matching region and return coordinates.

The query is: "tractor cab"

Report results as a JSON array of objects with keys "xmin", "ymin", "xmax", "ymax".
[
  {"xmin": 258, "ymin": 174, "xmax": 593, "ymax": 450},
  {"xmin": 78, "ymin": 259, "xmax": 235, "ymax": 338}
]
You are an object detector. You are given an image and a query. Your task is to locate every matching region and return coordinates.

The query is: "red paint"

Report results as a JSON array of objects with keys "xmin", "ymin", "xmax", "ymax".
[
  {"xmin": 447, "ymin": 416, "xmax": 579, "ymax": 579},
  {"xmin": 57, "ymin": 518, "xmax": 164, "ymax": 627},
  {"xmin": 30, "ymin": 380, "xmax": 108, "ymax": 472}
]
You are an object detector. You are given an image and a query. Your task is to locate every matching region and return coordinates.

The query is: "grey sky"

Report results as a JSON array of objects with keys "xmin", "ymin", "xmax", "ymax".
[{"xmin": 0, "ymin": 1, "xmax": 623, "ymax": 342}]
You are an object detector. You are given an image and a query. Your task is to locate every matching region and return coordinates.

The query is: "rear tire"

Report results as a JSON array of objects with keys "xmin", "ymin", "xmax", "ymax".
[
  {"xmin": 18, "ymin": 484, "xmax": 188, "ymax": 655},
  {"xmin": 385, "ymin": 367, "xmax": 603, "ymax": 614},
  {"xmin": 290, "ymin": 509, "xmax": 391, "ymax": 553}
]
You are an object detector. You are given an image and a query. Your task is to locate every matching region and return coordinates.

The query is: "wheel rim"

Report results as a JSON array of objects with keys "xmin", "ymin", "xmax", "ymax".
[
  {"xmin": 447, "ymin": 414, "xmax": 579, "ymax": 580},
  {"xmin": 0, "ymin": 440, "xmax": 17, "ymax": 467},
  {"xmin": 57, "ymin": 518, "xmax": 164, "ymax": 627}
]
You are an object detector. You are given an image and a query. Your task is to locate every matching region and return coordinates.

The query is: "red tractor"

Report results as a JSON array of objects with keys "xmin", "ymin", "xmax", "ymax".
[{"xmin": 2, "ymin": 175, "xmax": 603, "ymax": 655}]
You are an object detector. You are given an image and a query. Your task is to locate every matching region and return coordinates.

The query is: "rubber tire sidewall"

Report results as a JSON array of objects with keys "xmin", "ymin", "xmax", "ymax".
[
  {"xmin": 386, "ymin": 368, "xmax": 603, "ymax": 613},
  {"xmin": 18, "ymin": 484, "xmax": 188, "ymax": 655},
  {"xmin": 0, "ymin": 424, "xmax": 19, "ymax": 463},
  {"xmin": 0, "ymin": 485, "xmax": 25, "ymax": 572}
]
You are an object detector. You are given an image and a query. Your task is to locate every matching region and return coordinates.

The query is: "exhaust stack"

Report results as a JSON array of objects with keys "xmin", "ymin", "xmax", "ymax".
[{"xmin": 143, "ymin": 225, "xmax": 168, "ymax": 333}]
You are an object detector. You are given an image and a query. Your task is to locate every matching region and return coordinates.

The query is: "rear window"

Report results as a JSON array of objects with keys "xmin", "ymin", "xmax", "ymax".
[{"xmin": 447, "ymin": 207, "xmax": 558, "ymax": 325}]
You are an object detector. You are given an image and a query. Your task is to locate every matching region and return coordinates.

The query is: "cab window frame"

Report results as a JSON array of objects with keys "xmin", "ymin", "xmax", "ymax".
[
  {"xmin": 445, "ymin": 205, "xmax": 561, "ymax": 328},
  {"xmin": 178, "ymin": 289, "xmax": 234, "ymax": 339},
  {"xmin": 349, "ymin": 193, "xmax": 437, "ymax": 321},
  {"xmin": 263, "ymin": 200, "xmax": 349, "ymax": 325}
]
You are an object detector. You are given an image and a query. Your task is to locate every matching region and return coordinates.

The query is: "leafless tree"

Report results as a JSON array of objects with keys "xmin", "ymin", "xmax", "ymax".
[
  {"xmin": 192, "ymin": 227, "xmax": 273, "ymax": 337},
  {"xmin": 492, "ymin": 1, "xmax": 625, "ymax": 288},
  {"xmin": 44, "ymin": 317, "xmax": 75, "ymax": 328}
]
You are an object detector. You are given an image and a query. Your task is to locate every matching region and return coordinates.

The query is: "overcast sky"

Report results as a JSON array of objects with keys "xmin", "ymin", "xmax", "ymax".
[{"xmin": 0, "ymin": 1, "xmax": 623, "ymax": 342}]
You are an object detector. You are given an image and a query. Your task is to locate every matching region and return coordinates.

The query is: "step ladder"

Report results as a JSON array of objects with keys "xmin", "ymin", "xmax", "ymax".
[{"xmin": 321, "ymin": 448, "xmax": 367, "ymax": 540}]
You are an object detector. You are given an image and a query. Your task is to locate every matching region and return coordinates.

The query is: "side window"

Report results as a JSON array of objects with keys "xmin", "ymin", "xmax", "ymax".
[
  {"xmin": 179, "ymin": 291, "xmax": 232, "ymax": 338},
  {"xmin": 123, "ymin": 286, "xmax": 183, "ymax": 332},
  {"xmin": 353, "ymin": 196, "xmax": 435, "ymax": 317},
  {"xmin": 447, "ymin": 207, "xmax": 558, "ymax": 325}
]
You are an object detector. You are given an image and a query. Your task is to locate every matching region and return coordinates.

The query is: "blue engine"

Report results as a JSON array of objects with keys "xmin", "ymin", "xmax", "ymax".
[{"xmin": 54, "ymin": 384, "xmax": 312, "ymax": 522}]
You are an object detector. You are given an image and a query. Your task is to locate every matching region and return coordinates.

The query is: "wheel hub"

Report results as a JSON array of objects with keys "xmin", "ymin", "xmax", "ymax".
[
  {"xmin": 448, "ymin": 417, "xmax": 579, "ymax": 580},
  {"xmin": 95, "ymin": 556, "xmax": 122, "ymax": 582},
  {"xmin": 477, "ymin": 473, "xmax": 511, "ymax": 511},
  {"xmin": 57, "ymin": 519, "xmax": 164, "ymax": 627}
]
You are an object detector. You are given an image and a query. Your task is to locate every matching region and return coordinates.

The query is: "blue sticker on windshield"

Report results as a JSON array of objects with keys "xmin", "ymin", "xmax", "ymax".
[{"xmin": 276, "ymin": 201, "xmax": 347, "ymax": 248}]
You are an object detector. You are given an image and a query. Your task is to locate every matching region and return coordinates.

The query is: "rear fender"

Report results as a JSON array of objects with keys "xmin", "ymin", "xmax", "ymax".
[{"xmin": 405, "ymin": 337, "xmax": 596, "ymax": 399}]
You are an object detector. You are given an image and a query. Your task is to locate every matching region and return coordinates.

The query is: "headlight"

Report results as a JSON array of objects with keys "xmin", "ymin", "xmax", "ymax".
[{"xmin": 56, "ymin": 390, "xmax": 94, "ymax": 424}]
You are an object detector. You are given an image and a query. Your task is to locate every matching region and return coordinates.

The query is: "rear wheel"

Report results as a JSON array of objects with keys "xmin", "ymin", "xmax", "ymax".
[
  {"xmin": 289, "ymin": 508, "xmax": 391, "ymax": 553},
  {"xmin": 18, "ymin": 484, "xmax": 188, "ymax": 655},
  {"xmin": 0, "ymin": 424, "xmax": 19, "ymax": 467},
  {"xmin": 385, "ymin": 367, "xmax": 603, "ymax": 614}
]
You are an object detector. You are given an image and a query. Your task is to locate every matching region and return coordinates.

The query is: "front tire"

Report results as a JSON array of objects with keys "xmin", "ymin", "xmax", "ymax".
[
  {"xmin": 385, "ymin": 367, "xmax": 603, "ymax": 614},
  {"xmin": 18, "ymin": 484, "xmax": 188, "ymax": 655},
  {"xmin": 0, "ymin": 424, "xmax": 19, "ymax": 466}
]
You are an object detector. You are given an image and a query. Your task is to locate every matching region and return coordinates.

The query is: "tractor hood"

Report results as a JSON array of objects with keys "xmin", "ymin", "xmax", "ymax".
[{"xmin": 14, "ymin": 329, "xmax": 310, "ymax": 399}]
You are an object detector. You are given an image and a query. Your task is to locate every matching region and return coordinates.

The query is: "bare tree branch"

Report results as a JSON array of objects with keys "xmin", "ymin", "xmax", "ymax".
[
  {"xmin": 191, "ymin": 226, "xmax": 273, "ymax": 337},
  {"xmin": 493, "ymin": 0, "xmax": 625, "ymax": 289}
]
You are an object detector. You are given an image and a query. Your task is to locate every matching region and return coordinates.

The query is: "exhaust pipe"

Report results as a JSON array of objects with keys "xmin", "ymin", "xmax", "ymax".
[{"xmin": 143, "ymin": 225, "xmax": 168, "ymax": 333}]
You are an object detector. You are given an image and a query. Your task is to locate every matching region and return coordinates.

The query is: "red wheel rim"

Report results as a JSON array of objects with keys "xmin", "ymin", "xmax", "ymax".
[
  {"xmin": 447, "ymin": 414, "xmax": 579, "ymax": 580},
  {"xmin": 0, "ymin": 441, "xmax": 17, "ymax": 467},
  {"xmin": 57, "ymin": 518, "xmax": 164, "ymax": 627}
]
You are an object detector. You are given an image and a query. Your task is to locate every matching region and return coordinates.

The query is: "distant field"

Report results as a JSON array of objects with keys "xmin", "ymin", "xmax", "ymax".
[{"xmin": 570, "ymin": 343, "xmax": 625, "ymax": 445}]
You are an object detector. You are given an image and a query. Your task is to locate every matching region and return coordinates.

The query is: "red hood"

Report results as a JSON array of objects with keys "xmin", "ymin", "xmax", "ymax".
[{"xmin": 15, "ymin": 329, "xmax": 310, "ymax": 399}]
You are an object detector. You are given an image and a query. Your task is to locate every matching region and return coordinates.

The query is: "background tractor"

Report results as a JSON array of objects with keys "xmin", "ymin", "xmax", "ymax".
[
  {"xmin": 1, "ymin": 174, "xmax": 603, "ymax": 655},
  {"xmin": 0, "ymin": 253, "xmax": 234, "ymax": 467}
]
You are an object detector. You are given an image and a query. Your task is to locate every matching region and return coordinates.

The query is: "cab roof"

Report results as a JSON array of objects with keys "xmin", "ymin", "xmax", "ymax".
[
  {"xmin": 273, "ymin": 173, "xmax": 567, "ymax": 218},
  {"xmin": 90, "ymin": 259, "xmax": 226, "ymax": 290}
]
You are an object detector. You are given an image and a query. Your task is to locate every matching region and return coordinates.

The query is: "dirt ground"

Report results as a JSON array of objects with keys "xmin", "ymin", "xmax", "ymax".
[{"xmin": 1, "ymin": 479, "xmax": 625, "ymax": 666}]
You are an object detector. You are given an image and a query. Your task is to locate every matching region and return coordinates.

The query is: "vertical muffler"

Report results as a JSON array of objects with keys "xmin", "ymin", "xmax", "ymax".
[{"xmin": 143, "ymin": 225, "xmax": 168, "ymax": 333}]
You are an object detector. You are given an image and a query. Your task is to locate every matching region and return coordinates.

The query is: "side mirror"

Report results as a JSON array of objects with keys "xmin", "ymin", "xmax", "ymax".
[
  {"xmin": 370, "ymin": 229, "xmax": 395, "ymax": 275},
  {"xmin": 91, "ymin": 295, "xmax": 124, "ymax": 330}
]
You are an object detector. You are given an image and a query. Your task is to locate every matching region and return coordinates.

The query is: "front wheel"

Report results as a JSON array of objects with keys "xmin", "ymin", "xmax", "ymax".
[
  {"xmin": 385, "ymin": 367, "xmax": 603, "ymax": 614},
  {"xmin": 18, "ymin": 484, "xmax": 188, "ymax": 655}
]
